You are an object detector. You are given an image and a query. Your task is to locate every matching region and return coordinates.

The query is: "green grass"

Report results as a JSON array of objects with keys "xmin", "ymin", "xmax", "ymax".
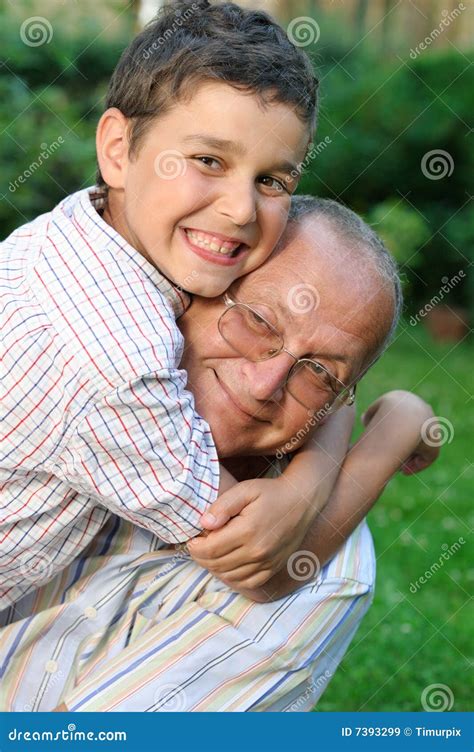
[{"xmin": 316, "ymin": 321, "xmax": 473, "ymax": 711}]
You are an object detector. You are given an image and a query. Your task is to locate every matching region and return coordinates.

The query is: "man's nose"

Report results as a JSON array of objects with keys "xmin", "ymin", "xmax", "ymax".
[
  {"xmin": 216, "ymin": 177, "xmax": 257, "ymax": 226},
  {"xmin": 243, "ymin": 353, "xmax": 294, "ymax": 403}
]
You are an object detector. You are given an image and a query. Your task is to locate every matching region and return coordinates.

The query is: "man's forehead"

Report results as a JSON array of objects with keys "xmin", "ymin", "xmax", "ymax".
[
  {"xmin": 234, "ymin": 276, "xmax": 359, "ymax": 361},
  {"xmin": 232, "ymin": 248, "xmax": 391, "ymax": 379}
]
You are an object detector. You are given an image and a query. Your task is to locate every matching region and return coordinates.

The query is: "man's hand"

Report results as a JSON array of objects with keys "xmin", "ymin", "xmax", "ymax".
[{"xmin": 188, "ymin": 477, "xmax": 313, "ymax": 590}]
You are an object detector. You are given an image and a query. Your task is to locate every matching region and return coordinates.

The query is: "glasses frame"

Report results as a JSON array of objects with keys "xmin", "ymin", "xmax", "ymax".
[{"xmin": 218, "ymin": 294, "xmax": 356, "ymax": 413}]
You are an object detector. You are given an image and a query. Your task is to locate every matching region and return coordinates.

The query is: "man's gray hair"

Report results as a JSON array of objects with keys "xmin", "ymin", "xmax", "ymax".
[{"xmin": 288, "ymin": 195, "xmax": 403, "ymax": 352}]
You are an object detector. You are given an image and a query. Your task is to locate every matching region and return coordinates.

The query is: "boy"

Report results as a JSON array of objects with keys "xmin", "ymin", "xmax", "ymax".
[{"xmin": 1, "ymin": 0, "xmax": 326, "ymax": 609}]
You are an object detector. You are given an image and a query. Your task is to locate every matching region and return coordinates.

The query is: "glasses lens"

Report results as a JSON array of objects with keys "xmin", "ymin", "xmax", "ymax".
[
  {"xmin": 219, "ymin": 305, "xmax": 282, "ymax": 361},
  {"xmin": 287, "ymin": 360, "xmax": 345, "ymax": 411}
]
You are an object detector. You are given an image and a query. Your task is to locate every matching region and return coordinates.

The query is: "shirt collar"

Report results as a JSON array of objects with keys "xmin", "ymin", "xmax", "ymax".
[{"xmin": 71, "ymin": 187, "xmax": 190, "ymax": 319}]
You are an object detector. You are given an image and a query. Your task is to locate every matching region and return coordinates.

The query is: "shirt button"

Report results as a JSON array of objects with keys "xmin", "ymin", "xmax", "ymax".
[
  {"xmin": 45, "ymin": 660, "xmax": 58, "ymax": 673},
  {"xmin": 84, "ymin": 606, "xmax": 97, "ymax": 619}
]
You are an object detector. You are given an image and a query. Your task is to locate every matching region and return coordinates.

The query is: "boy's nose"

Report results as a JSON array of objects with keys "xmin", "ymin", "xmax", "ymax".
[
  {"xmin": 243, "ymin": 353, "xmax": 294, "ymax": 404},
  {"xmin": 217, "ymin": 178, "xmax": 257, "ymax": 226}
]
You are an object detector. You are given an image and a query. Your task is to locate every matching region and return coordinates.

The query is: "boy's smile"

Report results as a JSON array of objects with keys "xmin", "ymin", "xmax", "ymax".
[
  {"xmin": 97, "ymin": 81, "xmax": 310, "ymax": 296},
  {"xmin": 180, "ymin": 227, "xmax": 248, "ymax": 265}
]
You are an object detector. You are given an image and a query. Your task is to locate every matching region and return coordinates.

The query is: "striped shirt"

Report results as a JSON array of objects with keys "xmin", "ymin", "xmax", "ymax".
[
  {"xmin": 0, "ymin": 187, "xmax": 219, "ymax": 610},
  {"xmin": 0, "ymin": 512, "xmax": 375, "ymax": 712}
]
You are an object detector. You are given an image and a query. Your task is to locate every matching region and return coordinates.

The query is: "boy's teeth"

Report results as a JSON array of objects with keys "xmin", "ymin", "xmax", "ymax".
[{"xmin": 186, "ymin": 229, "xmax": 240, "ymax": 255}]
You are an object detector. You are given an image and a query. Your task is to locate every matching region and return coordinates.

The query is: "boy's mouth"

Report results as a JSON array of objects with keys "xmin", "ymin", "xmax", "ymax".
[{"xmin": 182, "ymin": 227, "xmax": 248, "ymax": 263}]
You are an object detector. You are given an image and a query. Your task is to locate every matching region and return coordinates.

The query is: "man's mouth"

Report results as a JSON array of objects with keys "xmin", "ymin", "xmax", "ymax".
[
  {"xmin": 182, "ymin": 227, "xmax": 249, "ymax": 264},
  {"xmin": 213, "ymin": 370, "xmax": 269, "ymax": 423}
]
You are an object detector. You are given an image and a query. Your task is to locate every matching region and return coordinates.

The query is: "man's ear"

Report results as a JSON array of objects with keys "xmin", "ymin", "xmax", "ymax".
[{"xmin": 96, "ymin": 107, "xmax": 130, "ymax": 190}]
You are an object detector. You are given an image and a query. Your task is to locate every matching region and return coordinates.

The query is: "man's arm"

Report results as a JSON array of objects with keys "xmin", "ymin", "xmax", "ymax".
[{"xmin": 241, "ymin": 391, "xmax": 439, "ymax": 602}]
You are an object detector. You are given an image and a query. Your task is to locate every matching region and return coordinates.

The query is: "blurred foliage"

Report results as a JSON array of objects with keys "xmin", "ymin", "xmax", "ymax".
[
  {"xmin": 299, "ymin": 45, "xmax": 473, "ymax": 317},
  {"xmin": 0, "ymin": 7, "xmax": 472, "ymax": 320},
  {"xmin": 366, "ymin": 200, "xmax": 430, "ymax": 269},
  {"xmin": 0, "ymin": 11, "xmax": 130, "ymax": 233}
]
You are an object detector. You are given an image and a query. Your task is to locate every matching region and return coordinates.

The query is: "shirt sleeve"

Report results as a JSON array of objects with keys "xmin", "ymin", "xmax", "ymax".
[{"xmin": 52, "ymin": 367, "xmax": 220, "ymax": 543}]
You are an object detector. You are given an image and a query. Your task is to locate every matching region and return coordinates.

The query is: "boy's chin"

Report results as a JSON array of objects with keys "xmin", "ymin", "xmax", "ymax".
[{"xmin": 178, "ymin": 276, "xmax": 230, "ymax": 298}]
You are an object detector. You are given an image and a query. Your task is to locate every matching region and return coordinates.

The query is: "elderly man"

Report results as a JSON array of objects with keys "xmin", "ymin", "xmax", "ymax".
[{"xmin": 0, "ymin": 198, "xmax": 437, "ymax": 712}]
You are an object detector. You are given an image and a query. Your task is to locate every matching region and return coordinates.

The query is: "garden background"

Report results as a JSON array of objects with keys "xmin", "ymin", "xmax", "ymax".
[{"xmin": 0, "ymin": 0, "xmax": 472, "ymax": 711}]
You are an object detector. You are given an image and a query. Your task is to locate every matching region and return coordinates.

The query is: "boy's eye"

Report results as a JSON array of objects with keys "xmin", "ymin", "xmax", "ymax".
[
  {"xmin": 195, "ymin": 156, "xmax": 222, "ymax": 170},
  {"xmin": 258, "ymin": 176, "xmax": 290, "ymax": 194}
]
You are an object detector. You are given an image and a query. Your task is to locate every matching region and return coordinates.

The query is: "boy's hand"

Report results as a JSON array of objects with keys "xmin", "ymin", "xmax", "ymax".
[
  {"xmin": 187, "ymin": 477, "xmax": 314, "ymax": 590},
  {"xmin": 399, "ymin": 430, "xmax": 440, "ymax": 475}
]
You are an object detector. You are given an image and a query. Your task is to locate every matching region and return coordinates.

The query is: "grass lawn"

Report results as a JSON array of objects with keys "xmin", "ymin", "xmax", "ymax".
[{"xmin": 316, "ymin": 320, "xmax": 473, "ymax": 711}]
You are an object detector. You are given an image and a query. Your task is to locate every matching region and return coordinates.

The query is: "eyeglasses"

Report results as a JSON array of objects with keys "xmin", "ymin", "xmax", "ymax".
[{"xmin": 217, "ymin": 294, "xmax": 356, "ymax": 415}]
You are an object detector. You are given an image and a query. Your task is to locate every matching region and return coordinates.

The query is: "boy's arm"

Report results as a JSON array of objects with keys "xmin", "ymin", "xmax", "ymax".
[
  {"xmin": 187, "ymin": 406, "xmax": 355, "ymax": 584},
  {"xmin": 218, "ymin": 464, "xmax": 238, "ymax": 493},
  {"xmin": 199, "ymin": 405, "xmax": 355, "ymax": 529},
  {"xmin": 53, "ymin": 368, "xmax": 222, "ymax": 544},
  {"xmin": 273, "ymin": 406, "xmax": 355, "ymax": 532},
  {"xmin": 241, "ymin": 391, "xmax": 439, "ymax": 602}
]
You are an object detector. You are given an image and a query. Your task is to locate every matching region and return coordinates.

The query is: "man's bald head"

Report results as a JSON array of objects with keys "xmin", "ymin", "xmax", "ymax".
[{"xmin": 287, "ymin": 195, "xmax": 402, "ymax": 356}]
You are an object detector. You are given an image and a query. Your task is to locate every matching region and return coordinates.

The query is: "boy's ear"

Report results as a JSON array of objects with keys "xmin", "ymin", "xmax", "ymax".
[{"xmin": 96, "ymin": 108, "xmax": 130, "ymax": 189}]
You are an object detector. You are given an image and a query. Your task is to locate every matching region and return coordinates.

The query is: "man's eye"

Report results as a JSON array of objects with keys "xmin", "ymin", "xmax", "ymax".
[
  {"xmin": 258, "ymin": 176, "xmax": 289, "ymax": 194},
  {"xmin": 250, "ymin": 311, "xmax": 266, "ymax": 325},
  {"xmin": 245, "ymin": 309, "xmax": 272, "ymax": 333}
]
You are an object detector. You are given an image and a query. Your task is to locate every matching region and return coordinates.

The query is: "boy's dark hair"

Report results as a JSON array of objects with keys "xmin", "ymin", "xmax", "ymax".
[{"xmin": 96, "ymin": 0, "xmax": 319, "ymax": 188}]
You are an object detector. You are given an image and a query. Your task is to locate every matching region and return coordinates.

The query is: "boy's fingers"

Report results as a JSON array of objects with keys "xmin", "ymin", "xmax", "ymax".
[
  {"xmin": 401, "ymin": 455, "xmax": 429, "ymax": 475},
  {"xmin": 190, "ymin": 547, "xmax": 246, "ymax": 573},
  {"xmin": 188, "ymin": 517, "xmax": 245, "ymax": 558},
  {"xmin": 361, "ymin": 399, "xmax": 381, "ymax": 426},
  {"xmin": 200, "ymin": 483, "xmax": 255, "ymax": 529}
]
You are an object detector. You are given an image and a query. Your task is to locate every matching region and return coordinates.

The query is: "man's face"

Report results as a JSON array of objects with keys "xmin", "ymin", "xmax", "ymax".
[
  {"xmin": 100, "ymin": 81, "xmax": 309, "ymax": 297},
  {"xmin": 179, "ymin": 218, "xmax": 394, "ymax": 457}
]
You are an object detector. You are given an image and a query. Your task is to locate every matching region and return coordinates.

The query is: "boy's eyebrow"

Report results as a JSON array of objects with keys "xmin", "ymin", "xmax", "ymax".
[{"xmin": 182, "ymin": 133, "xmax": 298, "ymax": 175}]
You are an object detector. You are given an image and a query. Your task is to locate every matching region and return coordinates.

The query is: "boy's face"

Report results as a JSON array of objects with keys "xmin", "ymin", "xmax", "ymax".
[{"xmin": 98, "ymin": 81, "xmax": 310, "ymax": 296}]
